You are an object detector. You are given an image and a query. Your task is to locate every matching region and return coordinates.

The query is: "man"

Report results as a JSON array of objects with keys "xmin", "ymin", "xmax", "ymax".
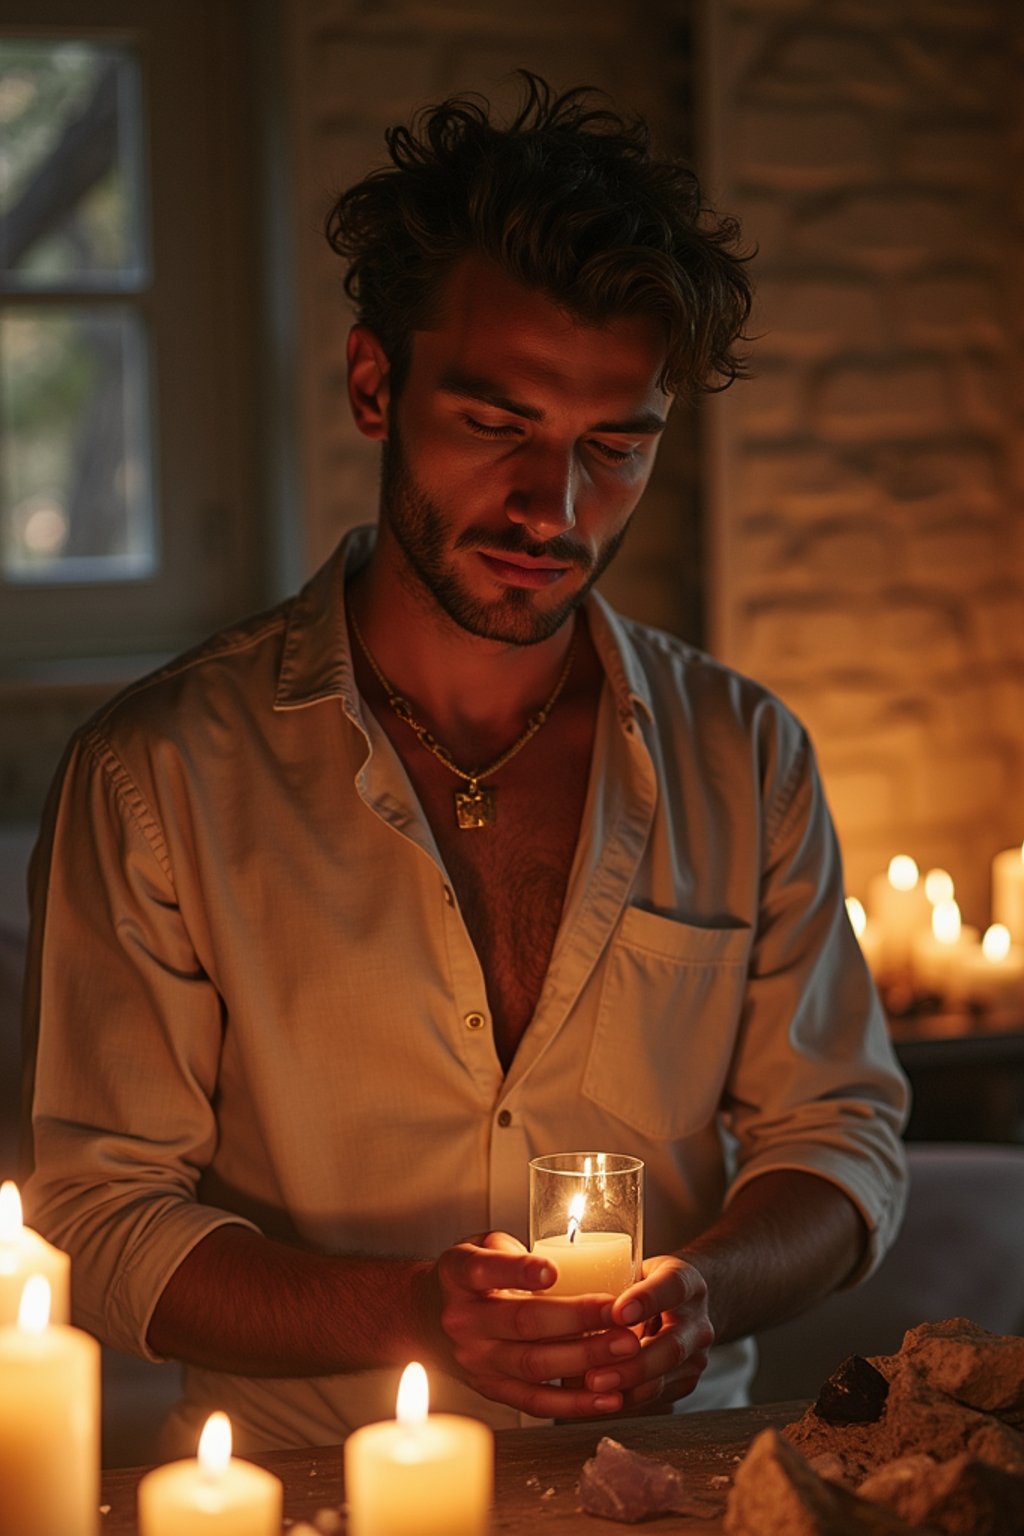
[{"xmin": 23, "ymin": 74, "xmax": 908, "ymax": 1453}]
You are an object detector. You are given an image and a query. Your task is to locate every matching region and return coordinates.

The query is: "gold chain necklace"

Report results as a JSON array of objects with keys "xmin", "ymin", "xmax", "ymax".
[{"xmin": 350, "ymin": 611, "xmax": 577, "ymax": 829}]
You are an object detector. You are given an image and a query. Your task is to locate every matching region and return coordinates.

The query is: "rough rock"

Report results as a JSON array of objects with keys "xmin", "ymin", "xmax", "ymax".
[
  {"xmin": 578, "ymin": 1436, "xmax": 692, "ymax": 1523},
  {"xmin": 724, "ymin": 1429, "xmax": 928, "ymax": 1535},
  {"xmin": 858, "ymin": 1451, "xmax": 1024, "ymax": 1536}
]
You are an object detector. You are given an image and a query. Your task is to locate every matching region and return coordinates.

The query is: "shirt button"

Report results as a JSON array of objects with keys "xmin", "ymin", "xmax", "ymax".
[
  {"xmin": 443, "ymin": 885, "xmax": 454, "ymax": 906},
  {"xmin": 496, "ymin": 1110, "xmax": 512, "ymax": 1128},
  {"xmin": 465, "ymin": 1011, "xmax": 486, "ymax": 1031}
]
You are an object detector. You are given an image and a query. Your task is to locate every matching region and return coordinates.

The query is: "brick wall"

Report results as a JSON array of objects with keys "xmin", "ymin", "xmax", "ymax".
[
  {"xmin": 279, "ymin": 0, "xmax": 1024, "ymax": 923},
  {"xmin": 702, "ymin": 0, "xmax": 1024, "ymax": 923},
  {"xmin": 284, "ymin": 0, "xmax": 704, "ymax": 639}
]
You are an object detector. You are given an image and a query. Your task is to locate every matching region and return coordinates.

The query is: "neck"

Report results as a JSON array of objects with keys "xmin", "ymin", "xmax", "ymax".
[{"xmin": 346, "ymin": 551, "xmax": 580, "ymax": 744}]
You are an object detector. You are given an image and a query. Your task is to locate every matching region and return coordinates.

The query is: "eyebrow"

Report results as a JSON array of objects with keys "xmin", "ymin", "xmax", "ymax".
[{"xmin": 438, "ymin": 368, "xmax": 668, "ymax": 437}]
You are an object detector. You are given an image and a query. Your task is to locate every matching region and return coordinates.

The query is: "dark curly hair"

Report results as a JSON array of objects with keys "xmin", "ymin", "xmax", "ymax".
[{"xmin": 325, "ymin": 72, "xmax": 752, "ymax": 402}]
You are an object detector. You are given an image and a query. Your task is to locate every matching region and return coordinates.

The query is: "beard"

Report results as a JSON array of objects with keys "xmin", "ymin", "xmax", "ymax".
[{"xmin": 379, "ymin": 430, "xmax": 630, "ymax": 647}]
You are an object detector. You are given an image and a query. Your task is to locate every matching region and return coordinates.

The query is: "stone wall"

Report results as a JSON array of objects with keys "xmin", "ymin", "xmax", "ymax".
[{"xmin": 702, "ymin": 0, "xmax": 1024, "ymax": 923}]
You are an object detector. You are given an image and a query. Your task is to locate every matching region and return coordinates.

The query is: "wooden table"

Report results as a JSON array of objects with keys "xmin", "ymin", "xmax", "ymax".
[{"xmin": 99, "ymin": 1401, "xmax": 802, "ymax": 1533}]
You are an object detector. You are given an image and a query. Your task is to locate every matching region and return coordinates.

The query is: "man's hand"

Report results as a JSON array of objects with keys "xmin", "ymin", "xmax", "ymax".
[
  {"xmin": 584, "ymin": 1255, "xmax": 714, "ymax": 1412},
  {"xmin": 421, "ymin": 1231, "xmax": 643, "ymax": 1418}
]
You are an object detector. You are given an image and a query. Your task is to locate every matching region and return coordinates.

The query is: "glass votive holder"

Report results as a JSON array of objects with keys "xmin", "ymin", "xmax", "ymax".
[{"xmin": 528, "ymin": 1152, "xmax": 644, "ymax": 1297}]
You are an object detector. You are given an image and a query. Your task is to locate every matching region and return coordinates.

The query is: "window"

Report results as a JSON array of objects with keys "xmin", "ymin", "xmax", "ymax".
[
  {"xmin": 0, "ymin": 2, "xmax": 267, "ymax": 669},
  {"xmin": 1, "ymin": 40, "xmax": 154, "ymax": 583}
]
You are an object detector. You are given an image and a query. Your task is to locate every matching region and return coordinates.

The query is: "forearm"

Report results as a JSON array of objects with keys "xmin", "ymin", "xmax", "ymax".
[
  {"xmin": 146, "ymin": 1226, "xmax": 439, "ymax": 1377},
  {"xmin": 678, "ymin": 1170, "xmax": 868, "ymax": 1345}
]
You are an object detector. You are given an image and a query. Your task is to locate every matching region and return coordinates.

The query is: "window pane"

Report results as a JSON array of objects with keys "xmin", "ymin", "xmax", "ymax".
[
  {"xmin": 0, "ymin": 39, "xmax": 146, "ymax": 289},
  {"xmin": 0, "ymin": 305, "xmax": 155, "ymax": 581}
]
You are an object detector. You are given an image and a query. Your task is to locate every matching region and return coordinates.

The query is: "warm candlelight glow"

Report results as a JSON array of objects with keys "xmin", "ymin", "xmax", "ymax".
[
  {"xmin": 982, "ymin": 924, "xmax": 1012, "ymax": 963},
  {"xmin": 932, "ymin": 900, "xmax": 961, "ymax": 945},
  {"xmin": 888, "ymin": 855, "xmax": 919, "ymax": 892},
  {"xmin": 0, "ymin": 1180, "xmax": 22, "ymax": 1244},
  {"xmin": 17, "ymin": 1274, "xmax": 51, "ymax": 1335},
  {"xmin": 197, "ymin": 1411, "xmax": 233, "ymax": 1476},
  {"xmin": 567, "ymin": 1191, "xmax": 586, "ymax": 1243},
  {"xmin": 924, "ymin": 868, "xmax": 954, "ymax": 905},
  {"xmin": 396, "ymin": 1362, "xmax": 429, "ymax": 1428},
  {"xmin": 846, "ymin": 896, "xmax": 867, "ymax": 937}
]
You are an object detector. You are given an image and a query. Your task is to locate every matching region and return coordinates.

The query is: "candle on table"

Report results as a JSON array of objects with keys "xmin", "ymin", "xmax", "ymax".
[
  {"xmin": 0, "ymin": 1275, "xmax": 100, "ymax": 1536},
  {"xmin": 961, "ymin": 924, "xmax": 1024, "ymax": 1018},
  {"xmin": 137, "ymin": 1411, "xmax": 281, "ymax": 1536},
  {"xmin": 344, "ymin": 1362, "xmax": 493, "ymax": 1536},
  {"xmin": 910, "ymin": 900, "xmax": 979, "ymax": 1004},
  {"xmin": 531, "ymin": 1192, "xmax": 634, "ymax": 1297},
  {"xmin": 866, "ymin": 855, "xmax": 931, "ymax": 974},
  {"xmin": 0, "ymin": 1179, "xmax": 71, "ymax": 1325},
  {"xmin": 992, "ymin": 842, "xmax": 1024, "ymax": 944}
]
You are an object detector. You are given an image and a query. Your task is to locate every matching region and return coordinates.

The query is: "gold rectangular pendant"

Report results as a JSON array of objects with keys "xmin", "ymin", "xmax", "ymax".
[{"xmin": 454, "ymin": 784, "xmax": 496, "ymax": 829}]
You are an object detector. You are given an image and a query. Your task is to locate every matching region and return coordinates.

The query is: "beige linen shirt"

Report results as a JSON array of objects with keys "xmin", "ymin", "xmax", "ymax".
[{"xmin": 24, "ymin": 526, "xmax": 908, "ymax": 1452}]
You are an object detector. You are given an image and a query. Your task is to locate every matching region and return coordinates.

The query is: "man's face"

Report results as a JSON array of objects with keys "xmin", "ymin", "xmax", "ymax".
[{"xmin": 373, "ymin": 255, "xmax": 672, "ymax": 646}]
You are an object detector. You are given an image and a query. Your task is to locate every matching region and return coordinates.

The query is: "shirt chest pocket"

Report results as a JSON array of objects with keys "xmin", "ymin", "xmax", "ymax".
[{"xmin": 581, "ymin": 906, "xmax": 752, "ymax": 1140}]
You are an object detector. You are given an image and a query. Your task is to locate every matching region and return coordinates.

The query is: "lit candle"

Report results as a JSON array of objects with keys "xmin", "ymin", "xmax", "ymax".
[
  {"xmin": 531, "ymin": 1192, "xmax": 634, "ymax": 1297},
  {"xmin": 911, "ymin": 900, "xmax": 979, "ymax": 1003},
  {"xmin": 137, "ymin": 1411, "xmax": 282, "ymax": 1535},
  {"xmin": 961, "ymin": 924, "xmax": 1024, "ymax": 1017},
  {"xmin": 0, "ymin": 1275, "xmax": 100, "ymax": 1536},
  {"xmin": 866, "ymin": 856, "xmax": 932, "ymax": 974},
  {"xmin": 344, "ymin": 1362, "xmax": 493, "ymax": 1536},
  {"xmin": 0, "ymin": 1180, "xmax": 71, "ymax": 1325},
  {"xmin": 846, "ymin": 896, "xmax": 884, "ymax": 979},
  {"xmin": 923, "ymin": 868, "xmax": 955, "ymax": 906},
  {"xmin": 992, "ymin": 842, "xmax": 1024, "ymax": 944}
]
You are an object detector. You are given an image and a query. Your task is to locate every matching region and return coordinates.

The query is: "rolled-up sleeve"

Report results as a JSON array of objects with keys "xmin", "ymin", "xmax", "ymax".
[
  {"xmin": 23, "ymin": 726, "xmax": 258, "ymax": 1359},
  {"xmin": 722, "ymin": 721, "xmax": 909, "ymax": 1279}
]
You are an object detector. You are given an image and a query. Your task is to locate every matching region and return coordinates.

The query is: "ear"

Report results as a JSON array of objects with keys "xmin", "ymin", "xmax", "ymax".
[{"xmin": 346, "ymin": 325, "xmax": 391, "ymax": 440}]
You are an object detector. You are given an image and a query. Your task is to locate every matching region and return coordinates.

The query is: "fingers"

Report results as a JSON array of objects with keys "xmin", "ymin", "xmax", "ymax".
[
  {"xmin": 607, "ymin": 1253, "xmax": 706, "ymax": 1329},
  {"xmin": 439, "ymin": 1237, "xmax": 554, "ymax": 1297},
  {"xmin": 586, "ymin": 1256, "xmax": 715, "ymax": 1410}
]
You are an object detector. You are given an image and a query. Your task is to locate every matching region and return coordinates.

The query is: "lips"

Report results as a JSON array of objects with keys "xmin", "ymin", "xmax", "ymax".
[{"xmin": 476, "ymin": 551, "xmax": 572, "ymax": 588}]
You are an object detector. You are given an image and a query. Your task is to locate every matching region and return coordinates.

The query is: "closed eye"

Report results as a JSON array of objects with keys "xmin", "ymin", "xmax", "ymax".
[
  {"xmin": 591, "ymin": 440, "xmax": 640, "ymax": 464},
  {"xmin": 462, "ymin": 415, "xmax": 522, "ymax": 442}
]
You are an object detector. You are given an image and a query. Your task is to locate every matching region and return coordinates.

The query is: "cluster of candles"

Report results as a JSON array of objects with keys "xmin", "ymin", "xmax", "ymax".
[
  {"xmin": 0, "ymin": 1156, "xmax": 641, "ymax": 1535},
  {"xmin": 846, "ymin": 841, "xmax": 1024, "ymax": 1016}
]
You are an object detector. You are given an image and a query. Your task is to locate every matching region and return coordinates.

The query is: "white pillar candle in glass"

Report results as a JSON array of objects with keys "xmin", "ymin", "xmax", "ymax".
[
  {"xmin": 529, "ymin": 1153, "xmax": 643, "ymax": 1297},
  {"xmin": 138, "ymin": 1412, "xmax": 282, "ymax": 1536},
  {"xmin": 344, "ymin": 1363, "xmax": 493, "ymax": 1536},
  {"xmin": 0, "ymin": 1180, "xmax": 71, "ymax": 1325},
  {"xmin": 0, "ymin": 1275, "xmax": 100, "ymax": 1536},
  {"xmin": 992, "ymin": 843, "xmax": 1024, "ymax": 944}
]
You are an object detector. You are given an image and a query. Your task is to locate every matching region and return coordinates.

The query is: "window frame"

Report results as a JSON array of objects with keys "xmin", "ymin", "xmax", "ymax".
[{"xmin": 0, "ymin": 0, "xmax": 268, "ymax": 669}]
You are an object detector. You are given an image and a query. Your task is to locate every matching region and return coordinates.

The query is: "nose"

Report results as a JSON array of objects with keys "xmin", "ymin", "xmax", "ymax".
[{"xmin": 504, "ymin": 443, "xmax": 577, "ymax": 541}]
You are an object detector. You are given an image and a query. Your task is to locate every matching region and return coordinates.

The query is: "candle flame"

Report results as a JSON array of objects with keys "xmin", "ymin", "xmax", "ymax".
[
  {"xmin": 888, "ymin": 855, "xmax": 919, "ymax": 892},
  {"xmin": 845, "ymin": 896, "xmax": 867, "ymax": 938},
  {"xmin": 567, "ymin": 1192, "xmax": 586, "ymax": 1243},
  {"xmin": 924, "ymin": 868, "xmax": 954, "ymax": 905},
  {"xmin": 198, "ymin": 1411, "xmax": 232, "ymax": 1474},
  {"xmin": 983, "ymin": 924, "xmax": 1012, "ymax": 963},
  {"xmin": 932, "ymin": 900, "xmax": 961, "ymax": 945},
  {"xmin": 0, "ymin": 1180, "xmax": 22, "ymax": 1243},
  {"xmin": 17, "ymin": 1274, "xmax": 51, "ymax": 1334},
  {"xmin": 396, "ymin": 1361, "xmax": 429, "ymax": 1427}
]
